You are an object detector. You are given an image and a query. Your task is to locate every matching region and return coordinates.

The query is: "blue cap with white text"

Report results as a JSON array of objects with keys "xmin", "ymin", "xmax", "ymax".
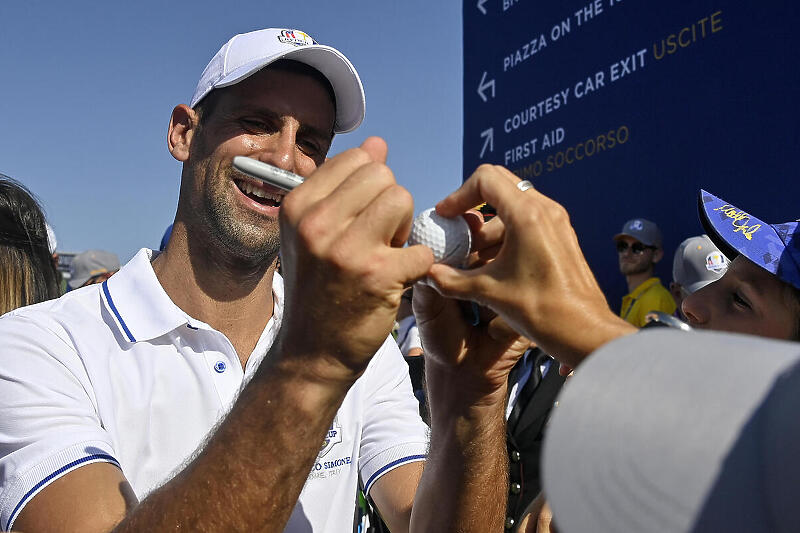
[{"xmin": 698, "ymin": 189, "xmax": 800, "ymax": 290}]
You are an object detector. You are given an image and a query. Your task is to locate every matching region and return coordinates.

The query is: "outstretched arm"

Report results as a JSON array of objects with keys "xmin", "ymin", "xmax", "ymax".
[{"xmin": 428, "ymin": 164, "xmax": 636, "ymax": 368}]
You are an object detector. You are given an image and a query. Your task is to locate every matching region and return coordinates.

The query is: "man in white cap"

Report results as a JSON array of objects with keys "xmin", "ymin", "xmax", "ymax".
[
  {"xmin": 614, "ymin": 218, "xmax": 676, "ymax": 327},
  {"xmin": 670, "ymin": 234, "xmax": 729, "ymax": 318},
  {"xmin": 0, "ymin": 29, "xmax": 521, "ymax": 532}
]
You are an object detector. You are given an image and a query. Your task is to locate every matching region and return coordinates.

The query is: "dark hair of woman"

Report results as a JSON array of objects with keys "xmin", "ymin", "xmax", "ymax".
[{"xmin": 0, "ymin": 174, "xmax": 61, "ymax": 314}]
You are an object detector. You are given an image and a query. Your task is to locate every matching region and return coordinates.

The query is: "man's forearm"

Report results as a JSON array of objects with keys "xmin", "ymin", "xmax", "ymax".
[
  {"xmin": 115, "ymin": 349, "xmax": 356, "ymax": 532},
  {"xmin": 410, "ymin": 362, "xmax": 509, "ymax": 532}
]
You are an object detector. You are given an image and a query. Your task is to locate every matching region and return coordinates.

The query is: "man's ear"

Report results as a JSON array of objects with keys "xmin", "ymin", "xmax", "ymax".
[
  {"xmin": 167, "ymin": 104, "xmax": 199, "ymax": 162},
  {"xmin": 652, "ymin": 247, "xmax": 664, "ymax": 264}
]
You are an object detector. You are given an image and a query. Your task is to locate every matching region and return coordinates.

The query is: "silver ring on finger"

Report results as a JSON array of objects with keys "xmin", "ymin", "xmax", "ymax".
[{"xmin": 517, "ymin": 180, "xmax": 534, "ymax": 192}]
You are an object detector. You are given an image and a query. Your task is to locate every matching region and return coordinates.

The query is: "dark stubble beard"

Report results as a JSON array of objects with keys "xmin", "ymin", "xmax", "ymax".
[{"xmin": 202, "ymin": 164, "xmax": 282, "ymax": 265}]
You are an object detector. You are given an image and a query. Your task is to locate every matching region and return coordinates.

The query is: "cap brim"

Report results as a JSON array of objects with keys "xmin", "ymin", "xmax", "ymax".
[
  {"xmin": 613, "ymin": 232, "xmax": 638, "ymax": 242},
  {"xmin": 67, "ymin": 276, "xmax": 88, "ymax": 290},
  {"xmin": 543, "ymin": 329, "xmax": 800, "ymax": 532},
  {"xmin": 613, "ymin": 232, "xmax": 656, "ymax": 247},
  {"xmin": 698, "ymin": 190, "xmax": 792, "ymax": 281},
  {"xmin": 214, "ymin": 45, "xmax": 365, "ymax": 134},
  {"xmin": 685, "ymin": 278, "xmax": 716, "ymax": 294}
]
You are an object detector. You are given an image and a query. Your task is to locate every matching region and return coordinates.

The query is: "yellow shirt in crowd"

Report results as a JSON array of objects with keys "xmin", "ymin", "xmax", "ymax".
[{"xmin": 620, "ymin": 277, "xmax": 677, "ymax": 328}]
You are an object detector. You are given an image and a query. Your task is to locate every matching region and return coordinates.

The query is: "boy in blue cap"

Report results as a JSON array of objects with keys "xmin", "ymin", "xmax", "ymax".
[{"xmin": 679, "ymin": 190, "xmax": 800, "ymax": 340}]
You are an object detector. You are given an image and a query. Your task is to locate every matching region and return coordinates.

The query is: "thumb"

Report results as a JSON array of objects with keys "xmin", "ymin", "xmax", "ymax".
[
  {"xmin": 359, "ymin": 136, "xmax": 388, "ymax": 164},
  {"xmin": 411, "ymin": 281, "xmax": 447, "ymax": 324},
  {"xmin": 427, "ymin": 262, "xmax": 489, "ymax": 302},
  {"xmin": 393, "ymin": 244, "xmax": 435, "ymax": 285}
]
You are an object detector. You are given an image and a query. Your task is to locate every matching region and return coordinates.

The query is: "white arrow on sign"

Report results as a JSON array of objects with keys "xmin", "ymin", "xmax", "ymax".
[
  {"xmin": 479, "ymin": 128, "xmax": 494, "ymax": 158},
  {"xmin": 477, "ymin": 0, "xmax": 488, "ymax": 15},
  {"xmin": 477, "ymin": 71, "xmax": 495, "ymax": 102}
]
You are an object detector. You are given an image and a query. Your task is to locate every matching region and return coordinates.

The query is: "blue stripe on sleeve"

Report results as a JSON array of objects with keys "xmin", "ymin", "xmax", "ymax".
[
  {"xmin": 6, "ymin": 453, "xmax": 120, "ymax": 531},
  {"xmin": 364, "ymin": 454, "xmax": 427, "ymax": 495}
]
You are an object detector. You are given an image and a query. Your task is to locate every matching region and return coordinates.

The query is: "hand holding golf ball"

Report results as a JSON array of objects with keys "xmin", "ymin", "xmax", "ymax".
[{"xmin": 407, "ymin": 208, "xmax": 472, "ymax": 267}]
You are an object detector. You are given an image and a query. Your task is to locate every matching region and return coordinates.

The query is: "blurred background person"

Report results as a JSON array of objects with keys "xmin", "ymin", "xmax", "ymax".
[
  {"xmin": 670, "ymin": 234, "xmax": 729, "ymax": 319},
  {"xmin": 614, "ymin": 218, "xmax": 676, "ymax": 327},
  {"xmin": 0, "ymin": 174, "xmax": 61, "ymax": 314},
  {"xmin": 67, "ymin": 249, "xmax": 120, "ymax": 290}
]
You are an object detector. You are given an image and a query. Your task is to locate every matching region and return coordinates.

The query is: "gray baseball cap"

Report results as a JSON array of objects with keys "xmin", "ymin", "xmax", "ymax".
[
  {"xmin": 543, "ymin": 329, "xmax": 800, "ymax": 532},
  {"xmin": 614, "ymin": 218, "xmax": 662, "ymax": 248},
  {"xmin": 68, "ymin": 249, "xmax": 120, "ymax": 289},
  {"xmin": 672, "ymin": 234, "xmax": 729, "ymax": 293}
]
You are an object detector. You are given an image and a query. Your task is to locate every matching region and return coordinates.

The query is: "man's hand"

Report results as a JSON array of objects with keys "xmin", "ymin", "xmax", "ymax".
[
  {"xmin": 277, "ymin": 137, "xmax": 434, "ymax": 380},
  {"xmin": 426, "ymin": 164, "xmax": 636, "ymax": 368},
  {"xmin": 414, "ymin": 282, "xmax": 528, "ymax": 404}
]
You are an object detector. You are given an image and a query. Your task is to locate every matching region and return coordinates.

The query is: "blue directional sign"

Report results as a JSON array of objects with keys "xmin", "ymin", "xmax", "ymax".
[{"xmin": 463, "ymin": 0, "xmax": 800, "ymax": 311}]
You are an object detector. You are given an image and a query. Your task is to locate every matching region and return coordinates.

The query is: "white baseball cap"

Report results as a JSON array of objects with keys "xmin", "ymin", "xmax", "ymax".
[{"xmin": 190, "ymin": 28, "xmax": 365, "ymax": 133}]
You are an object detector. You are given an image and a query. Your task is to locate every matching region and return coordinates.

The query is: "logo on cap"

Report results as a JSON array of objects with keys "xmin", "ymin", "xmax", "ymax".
[
  {"xmin": 277, "ymin": 29, "xmax": 316, "ymax": 47},
  {"xmin": 713, "ymin": 205, "xmax": 762, "ymax": 241},
  {"xmin": 705, "ymin": 251, "xmax": 729, "ymax": 274},
  {"xmin": 630, "ymin": 220, "xmax": 643, "ymax": 231}
]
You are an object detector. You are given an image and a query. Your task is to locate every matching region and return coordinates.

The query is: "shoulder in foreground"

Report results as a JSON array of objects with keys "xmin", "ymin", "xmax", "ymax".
[{"xmin": 0, "ymin": 283, "xmax": 105, "ymax": 332}]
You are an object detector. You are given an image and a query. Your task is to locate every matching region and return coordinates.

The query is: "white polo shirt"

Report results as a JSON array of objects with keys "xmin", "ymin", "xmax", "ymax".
[{"xmin": 0, "ymin": 249, "xmax": 428, "ymax": 532}]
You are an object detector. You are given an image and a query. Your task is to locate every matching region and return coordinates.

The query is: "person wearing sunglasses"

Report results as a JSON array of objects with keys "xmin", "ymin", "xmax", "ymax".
[{"xmin": 614, "ymin": 218, "xmax": 676, "ymax": 327}]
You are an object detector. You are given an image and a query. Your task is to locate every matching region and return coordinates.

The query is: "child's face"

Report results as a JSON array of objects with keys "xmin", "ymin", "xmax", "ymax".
[{"xmin": 682, "ymin": 256, "xmax": 798, "ymax": 340}]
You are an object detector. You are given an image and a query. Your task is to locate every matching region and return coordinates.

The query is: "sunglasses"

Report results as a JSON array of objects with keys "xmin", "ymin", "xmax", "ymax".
[{"xmin": 616, "ymin": 241, "xmax": 656, "ymax": 254}]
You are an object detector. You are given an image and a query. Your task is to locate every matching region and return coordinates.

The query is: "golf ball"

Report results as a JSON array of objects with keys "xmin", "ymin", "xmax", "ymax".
[{"xmin": 408, "ymin": 208, "xmax": 471, "ymax": 266}]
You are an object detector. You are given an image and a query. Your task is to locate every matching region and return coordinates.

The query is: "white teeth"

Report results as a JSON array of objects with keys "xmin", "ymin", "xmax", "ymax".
[{"xmin": 237, "ymin": 180, "xmax": 282, "ymax": 202}]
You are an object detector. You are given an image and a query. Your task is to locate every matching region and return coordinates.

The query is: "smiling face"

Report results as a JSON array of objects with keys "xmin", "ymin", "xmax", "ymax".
[
  {"xmin": 682, "ymin": 256, "xmax": 799, "ymax": 340},
  {"xmin": 175, "ymin": 61, "xmax": 336, "ymax": 264}
]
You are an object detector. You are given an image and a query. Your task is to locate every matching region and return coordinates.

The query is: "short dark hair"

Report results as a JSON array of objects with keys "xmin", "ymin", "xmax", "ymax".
[
  {"xmin": 0, "ymin": 175, "xmax": 61, "ymax": 313},
  {"xmin": 194, "ymin": 59, "xmax": 337, "ymax": 131}
]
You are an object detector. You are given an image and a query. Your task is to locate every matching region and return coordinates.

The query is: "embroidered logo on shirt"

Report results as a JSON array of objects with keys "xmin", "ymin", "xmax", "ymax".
[
  {"xmin": 318, "ymin": 416, "xmax": 342, "ymax": 459},
  {"xmin": 307, "ymin": 416, "xmax": 352, "ymax": 481}
]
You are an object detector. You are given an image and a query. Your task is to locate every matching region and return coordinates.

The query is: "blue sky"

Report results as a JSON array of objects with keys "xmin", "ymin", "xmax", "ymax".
[{"xmin": 0, "ymin": 1, "xmax": 463, "ymax": 262}]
